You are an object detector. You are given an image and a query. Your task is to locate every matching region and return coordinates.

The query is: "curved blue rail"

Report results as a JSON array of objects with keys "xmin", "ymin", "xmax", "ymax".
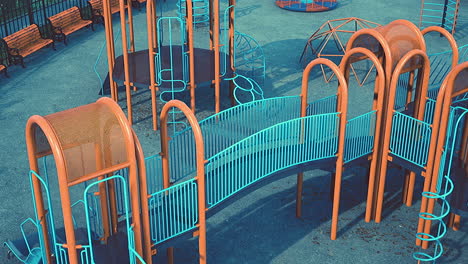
[
  {"xmin": 142, "ymin": 90, "xmax": 379, "ymax": 245},
  {"xmin": 233, "ymin": 32, "xmax": 267, "ymax": 86},
  {"xmin": 206, "ymin": 112, "xmax": 340, "ymax": 207},
  {"xmin": 156, "ymin": 17, "xmax": 190, "ymax": 132},
  {"xmin": 414, "ymin": 107, "xmax": 467, "ymax": 262}
]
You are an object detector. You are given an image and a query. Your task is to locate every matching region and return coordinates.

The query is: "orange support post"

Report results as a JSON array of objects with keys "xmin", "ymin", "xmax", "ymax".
[
  {"xmin": 147, "ymin": 0, "xmax": 158, "ymax": 131},
  {"xmin": 339, "ymin": 47, "xmax": 386, "ymax": 223},
  {"xmin": 117, "ymin": 0, "xmax": 133, "ymax": 124},
  {"xmin": 102, "ymin": 0, "xmax": 118, "ymax": 101},
  {"xmin": 417, "ymin": 62, "xmax": 467, "ymax": 249},
  {"xmin": 160, "ymin": 100, "xmax": 207, "ymax": 263},
  {"xmin": 377, "ymin": 50, "xmax": 431, "ymax": 224},
  {"xmin": 414, "ymin": 26, "xmax": 459, "ymax": 248},
  {"xmin": 212, "ymin": 0, "xmax": 221, "ymax": 114},
  {"xmin": 186, "ymin": 0, "xmax": 196, "ymax": 112},
  {"xmin": 298, "ymin": 58, "xmax": 348, "ymax": 240}
]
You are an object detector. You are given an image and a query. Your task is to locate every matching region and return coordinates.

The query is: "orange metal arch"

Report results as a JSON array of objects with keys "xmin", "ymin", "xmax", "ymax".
[
  {"xmin": 159, "ymin": 100, "xmax": 207, "ymax": 264},
  {"xmin": 132, "ymin": 130, "xmax": 152, "ymax": 263},
  {"xmin": 421, "ymin": 26, "xmax": 459, "ymax": 68},
  {"xmin": 186, "ymin": 0, "xmax": 196, "ymax": 112},
  {"xmin": 297, "ymin": 58, "xmax": 348, "ymax": 240},
  {"xmin": 339, "ymin": 47, "xmax": 386, "ymax": 223},
  {"xmin": 376, "ymin": 49, "xmax": 431, "ymax": 223},
  {"xmin": 25, "ymin": 97, "xmax": 144, "ymax": 264},
  {"xmin": 345, "ymin": 28, "xmax": 394, "ymax": 85},
  {"xmin": 417, "ymin": 61, "xmax": 468, "ymax": 248},
  {"xmin": 117, "ymin": 0, "xmax": 133, "ymax": 124},
  {"xmin": 102, "ymin": 0, "xmax": 118, "ymax": 101},
  {"xmin": 25, "ymin": 115, "xmax": 66, "ymax": 264},
  {"xmin": 146, "ymin": 0, "xmax": 158, "ymax": 131}
]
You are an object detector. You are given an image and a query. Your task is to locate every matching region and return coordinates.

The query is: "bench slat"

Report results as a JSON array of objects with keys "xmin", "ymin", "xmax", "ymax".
[
  {"xmin": 3, "ymin": 24, "xmax": 52, "ymax": 59},
  {"xmin": 49, "ymin": 7, "xmax": 93, "ymax": 41}
]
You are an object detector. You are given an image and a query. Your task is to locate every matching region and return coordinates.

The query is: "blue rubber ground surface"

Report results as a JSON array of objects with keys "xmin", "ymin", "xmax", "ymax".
[{"xmin": 1, "ymin": 0, "xmax": 467, "ymax": 263}]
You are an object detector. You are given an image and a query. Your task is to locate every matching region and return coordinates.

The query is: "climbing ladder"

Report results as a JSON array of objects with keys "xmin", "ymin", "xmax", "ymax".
[
  {"xmin": 177, "ymin": 0, "xmax": 209, "ymax": 24},
  {"xmin": 419, "ymin": 0, "xmax": 461, "ymax": 34}
]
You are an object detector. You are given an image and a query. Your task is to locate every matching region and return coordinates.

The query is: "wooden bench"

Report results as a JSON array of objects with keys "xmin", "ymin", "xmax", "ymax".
[
  {"xmin": 88, "ymin": 0, "xmax": 126, "ymax": 24},
  {"xmin": 2, "ymin": 24, "xmax": 54, "ymax": 68},
  {"xmin": 0, "ymin": 63, "xmax": 7, "ymax": 77},
  {"xmin": 132, "ymin": 0, "xmax": 146, "ymax": 10},
  {"xmin": 48, "ymin": 7, "xmax": 93, "ymax": 45}
]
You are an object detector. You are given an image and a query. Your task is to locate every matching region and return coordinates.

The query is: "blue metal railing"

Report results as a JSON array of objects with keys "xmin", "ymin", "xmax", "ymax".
[
  {"xmin": 206, "ymin": 113, "xmax": 340, "ymax": 208},
  {"xmin": 148, "ymin": 178, "xmax": 198, "ymax": 244},
  {"xmin": 307, "ymin": 94, "xmax": 338, "ymax": 115},
  {"xmin": 390, "ymin": 112, "xmax": 432, "ymax": 168},
  {"xmin": 414, "ymin": 107, "xmax": 467, "ymax": 263},
  {"xmin": 167, "ymin": 96, "xmax": 302, "ymax": 182},
  {"xmin": 344, "ymin": 111, "xmax": 377, "ymax": 162}
]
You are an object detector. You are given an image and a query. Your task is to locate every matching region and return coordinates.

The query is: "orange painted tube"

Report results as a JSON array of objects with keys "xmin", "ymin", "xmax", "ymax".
[
  {"xmin": 102, "ymin": 0, "xmax": 117, "ymax": 101},
  {"xmin": 25, "ymin": 98, "xmax": 145, "ymax": 264},
  {"xmin": 300, "ymin": 58, "xmax": 348, "ymax": 240},
  {"xmin": 453, "ymin": 214, "xmax": 461, "ymax": 231},
  {"xmin": 95, "ymin": 144, "xmax": 111, "ymax": 241},
  {"xmin": 213, "ymin": 0, "xmax": 221, "ymax": 113},
  {"xmin": 186, "ymin": 0, "xmax": 196, "ymax": 112},
  {"xmin": 339, "ymin": 47, "xmax": 386, "ymax": 223},
  {"xmin": 146, "ymin": 0, "xmax": 158, "ymax": 131},
  {"xmin": 415, "ymin": 26, "xmax": 458, "ymax": 247},
  {"xmin": 229, "ymin": 0, "xmax": 236, "ymax": 73},
  {"xmin": 132, "ymin": 130, "xmax": 152, "ymax": 263},
  {"xmin": 25, "ymin": 116, "xmax": 79, "ymax": 264},
  {"xmin": 25, "ymin": 119, "xmax": 53, "ymax": 264},
  {"xmin": 418, "ymin": 62, "xmax": 468, "ymax": 249},
  {"xmin": 404, "ymin": 72, "xmax": 420, "ymax": 208},
  {"xmin": 98, "ymin": 97, "xmax": 144, "ymax": 262},
  {"xmin": 375, "ymin": 50, "xmax": 430, "ymax": 223},
  {"xmin": 421, "ymin": 26, "xmax": 459, "ymax": 67},
  {"xmin": 346, "ymin": 30, "xmax": 394, "ymax": 221},
  {"xmin": 127, "ymin": 0, "xmax": 135, "ymax": 53},
  {"xmin": 228, "ymin": 0, "xmax": 236, "ymax": 105},
  {"xmin": 160, "ymin": 100, "xmax": 207, "ymax": 263},
  {"xmin": 118, "ymin": 0, "xmax": 133, "ymax": 124}
]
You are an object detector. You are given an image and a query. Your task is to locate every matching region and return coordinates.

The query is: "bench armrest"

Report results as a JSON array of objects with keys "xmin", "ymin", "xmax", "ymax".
[
  {"xmin": 8, "ymin": 48, "xmax": 20, "ymax": 56},
  {"xmin": 92, "ymin": 8, "xmax": 102, "ymax": 16},
  {"xmin": 52, "ymin": 26, "xmax": 63, "ymax": 34}
]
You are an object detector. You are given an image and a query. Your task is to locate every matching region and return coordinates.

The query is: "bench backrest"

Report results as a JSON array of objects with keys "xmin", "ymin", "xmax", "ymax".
[
  {"xmin": 3, "ymin": 24, "xmax": 43, "ymax": 51},
  {"xmin": 89, "ymin": 0, "xmax": 121, "ymax": 11},
  {"xmin": 49, "ymin": 7, "xmax": 84, "ymax": 29}
]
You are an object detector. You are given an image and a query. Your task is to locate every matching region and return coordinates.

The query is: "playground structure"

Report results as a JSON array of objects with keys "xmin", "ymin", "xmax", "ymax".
[
  {"xmin": 4, "ymin": 19, "xmax": 468, "ymax": 264},
  {"xmin": 299, "ymin": 17, "xmax": 381, "ymax": 86},
  {"xmin": 419, "ymin": 0, "xmax": 461, "ymax": 35},
  {"xmin": 100, "ymin": 0, "xmax": 265, "ymax": 131},
  {"xmin": 275, "ymin": 0, "xmax": 338, "ymax": 12},
  {"xmin": 6, "ymin": 97, "xmax": 147, "ymax": 264},
  {"xmin": 345, "ymin": 20, "xmax": 468, "ymax": 261}
]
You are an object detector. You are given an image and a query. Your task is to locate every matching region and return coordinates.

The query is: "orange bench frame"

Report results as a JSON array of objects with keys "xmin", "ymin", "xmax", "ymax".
[
  {"xmin": 48, "ymin": 7, "xmax": 94, "ymax": 45},
  {"xmin": 1, "ymin": 24, "xmax": 54, "ymax": 68},
  {"xmin": 0, "ymin": 64, "xmax": 7, "ymax": 77}
]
